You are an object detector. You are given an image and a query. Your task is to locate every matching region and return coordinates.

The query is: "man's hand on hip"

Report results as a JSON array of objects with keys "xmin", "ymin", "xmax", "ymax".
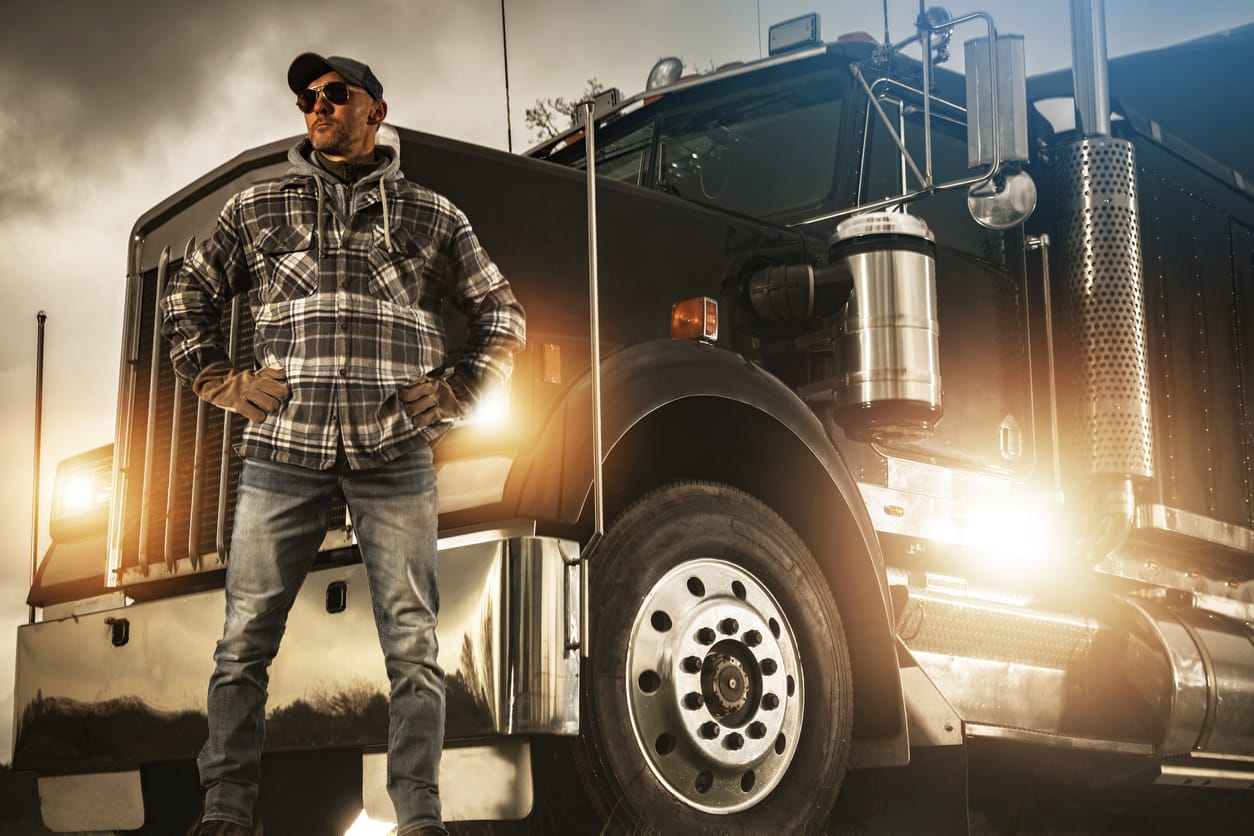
[
  {"xmin": 401, "ymin": 376, "xmax": 463, "ymax": 429},
  {"xmin": 193, "ymin": 361, "xmax": 290, "ymax": 423}
]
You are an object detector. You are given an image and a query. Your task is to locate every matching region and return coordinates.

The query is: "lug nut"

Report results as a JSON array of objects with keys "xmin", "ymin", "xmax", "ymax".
[
  {"xmin": 748, "ymin": 721, "xmax": 767, "ymax": 739},
  {"xmin": 719, "ymin": 618, "xmax": 739, "ymax": 635},
  {"xmin": 762, "ymin": 693, "xmax": 780, "ymax": 710},
  {"xmin": 724, "ymin": 733, "xmax": 744, "ymax": 750},
  {"xmin": 683, "ymin": 692, "xmax": 704, "ymax": 710},
  {"xmin": 682, "ymin": 655, "xmax": 703, "ymax": 673},
  {"xmin": 761, "ymin": 658, "xmax": 778, "ymax": 675},
  {"xmin": 697, "ymin": 627, "xmax": 717, "ymax": 645},
  {"xmin": 699, "ymin": 721, "xmax": 720, "ymax": 739},
  {"xmin": 744, "ymin": 629, "xmax": 762, "ymax": 647}
]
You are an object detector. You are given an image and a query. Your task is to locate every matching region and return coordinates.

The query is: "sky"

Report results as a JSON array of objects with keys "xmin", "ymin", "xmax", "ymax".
[{"xmin": 1, "ymin": 0, "xmax": 1251, "ymax": 765}]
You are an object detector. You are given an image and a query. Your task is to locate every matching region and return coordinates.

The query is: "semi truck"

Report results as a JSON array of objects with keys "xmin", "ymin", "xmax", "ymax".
[{"xmin": 15, "ymin": 1, "xmax": 1254, "ymax": 833}]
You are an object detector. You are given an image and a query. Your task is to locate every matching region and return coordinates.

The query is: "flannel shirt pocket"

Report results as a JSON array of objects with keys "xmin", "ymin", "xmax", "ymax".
[
  {"xmin": 368, "ymin": 225, "xmax": 430, "ymax": 307},
  {"xmin": 255, "ymin": 224, "xmax": 317, "ymax": 303}
]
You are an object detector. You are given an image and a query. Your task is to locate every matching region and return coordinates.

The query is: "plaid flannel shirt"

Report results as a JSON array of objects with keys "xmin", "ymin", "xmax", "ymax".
[{"xmin": 161, "ymin": 140, "xmax": 526, "ymax": 470}]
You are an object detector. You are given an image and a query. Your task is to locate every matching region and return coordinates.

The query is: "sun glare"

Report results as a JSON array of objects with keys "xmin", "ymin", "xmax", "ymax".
[{"xmin": 343, "ymin": 808, "xmax": 395, "ymax": 836}]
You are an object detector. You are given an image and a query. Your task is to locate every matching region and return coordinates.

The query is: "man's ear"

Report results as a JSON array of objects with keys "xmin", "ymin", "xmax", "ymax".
[{"xmin": 367, "ymin": 99, "xmax": 388, "ymax": 126}]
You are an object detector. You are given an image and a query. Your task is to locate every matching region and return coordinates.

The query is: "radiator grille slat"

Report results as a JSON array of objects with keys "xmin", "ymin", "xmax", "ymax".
[{"xmin": 120, "ymin": 259, "xmax": 346, "ymax": 579}]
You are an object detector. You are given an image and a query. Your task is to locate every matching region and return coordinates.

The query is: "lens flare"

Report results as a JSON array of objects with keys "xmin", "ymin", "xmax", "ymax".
[{"xmin": 343, "ymin": 809, "xmax": 394, "ymax": 836}]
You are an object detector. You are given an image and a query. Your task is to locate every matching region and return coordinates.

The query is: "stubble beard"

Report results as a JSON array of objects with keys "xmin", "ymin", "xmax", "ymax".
[{"xmin": 311, "ymin": 120, "xmax": 354, "ymax": 157}]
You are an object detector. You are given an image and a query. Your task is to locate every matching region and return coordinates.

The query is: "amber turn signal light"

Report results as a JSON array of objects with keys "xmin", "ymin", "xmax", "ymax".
[{"xmin": 671, "ymin": 297, "xmax": 718, "ymax": 342}]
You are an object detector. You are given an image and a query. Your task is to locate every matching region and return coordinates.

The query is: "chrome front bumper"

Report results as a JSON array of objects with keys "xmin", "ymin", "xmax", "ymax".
[{"xmin": 13, "ymin": 529, "xmax": 581, "ymax": 774}]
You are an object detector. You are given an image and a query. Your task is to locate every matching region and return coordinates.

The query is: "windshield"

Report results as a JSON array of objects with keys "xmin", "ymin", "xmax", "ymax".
[
  {"xmin": 545, "ymin": 66, "xmax": 848, "ymax": 222},
  {"xmin": 657, "ymin": 78, "xmax": 843, "ymax": 218}
]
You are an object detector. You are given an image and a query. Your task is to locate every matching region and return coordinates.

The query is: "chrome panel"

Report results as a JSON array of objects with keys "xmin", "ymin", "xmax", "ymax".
[
  {"xmin": 502, "ymin": 536, "xmax": 582, "ymax": 735},
  {"xmin": 1121, "ymin": 599, "xmax": 1210, "ymax": 756},
  {"xmin": 41, "ymin": 592, "xmax": 128, "ymax": 622},
  {"xmin": 899, "ymin": 581, "xmax": 1105, "ymax": 736},
  {"xmin": 363, "ymin": 741, "xmax": 533, "ymax": 823},
  {"xmin": 1174, "ymin": 606, "xmax": 1254, "ymax": 755},
  {"xmin": 1136, "ymin": 504, "xmax": 1254, "ymax": 557},
  {"xmin": 859, "ymin": 478, "xmax": 1058, "ymax": 555},
  {"xmin": 900, "ymin": 658, "xmax": 963, "ymax": 748},
  {"xmin": 13, "ymin": 534, "xmax": 580, "ymax": 773},
  {"xmin": 912, "ymin": 651, "xmax": 1072, "ymax": 732},
  {"xmin": 37, "ymin": 771, "xmax": 144, "ymax": 832},
  {"xmin": 1155, "ymin": 764, "xmax": 1254, "ymax": 790},
  {"xmin": 965, "ymin": 723, "xmax": 1153, "ymax": 756}
]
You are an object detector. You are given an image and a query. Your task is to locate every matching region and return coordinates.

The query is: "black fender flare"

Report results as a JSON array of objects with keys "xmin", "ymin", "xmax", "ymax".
[{"xmin": 512, "ymin": 339, "xmax": 907, "ymax": 761}]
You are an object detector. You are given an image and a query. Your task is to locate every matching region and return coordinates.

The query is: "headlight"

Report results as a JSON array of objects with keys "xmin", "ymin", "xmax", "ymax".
[
  {"xmin": 49, "ymin": 445, "xmax": 113, "ymax": 542},
  {"xmin": 468, "ymin": 388, "xmax": 510, "ymax": 427}
]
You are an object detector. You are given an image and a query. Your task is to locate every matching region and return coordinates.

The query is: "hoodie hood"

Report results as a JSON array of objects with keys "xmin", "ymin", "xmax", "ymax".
[{"xmin": 285, "ymin": 130, "xmax": 404, "ymax": 257}]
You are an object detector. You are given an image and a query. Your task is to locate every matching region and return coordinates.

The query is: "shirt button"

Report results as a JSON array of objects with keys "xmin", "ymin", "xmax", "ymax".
[
  {"xmin": 339, "ymin": 279, "xmax": 349, "ymax": 290},
  {"xmin": 339, "ymin": 367, "xmax": 347, "ymax": 377},
  {"xmin": 338, "ymin": 321, "xmax": 348, "ymax": 331}
]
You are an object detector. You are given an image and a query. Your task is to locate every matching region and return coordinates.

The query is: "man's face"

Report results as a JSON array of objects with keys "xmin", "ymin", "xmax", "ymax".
[{"xmin": 301, "ymin": 70, "xmax": 386, "ymax": 161}]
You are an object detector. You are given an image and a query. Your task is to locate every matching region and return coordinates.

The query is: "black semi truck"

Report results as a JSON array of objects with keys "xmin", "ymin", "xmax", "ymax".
[{"xmin": 16, "ymin": 2, "xmax": 1254, "ymax": 833}]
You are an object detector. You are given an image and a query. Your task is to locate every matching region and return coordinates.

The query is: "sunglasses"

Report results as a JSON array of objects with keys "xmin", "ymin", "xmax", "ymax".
[{"xmin": 295, "ymin": 81, "xmax": 365, "ymax": 113}]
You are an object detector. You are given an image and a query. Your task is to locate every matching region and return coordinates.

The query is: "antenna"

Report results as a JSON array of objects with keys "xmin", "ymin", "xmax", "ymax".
[
  {"xmin": 883, "ymin": 0, "xmax": 891, "ymax": 45},
  {"xmin": 501, "ymin": 0, "xmax": 514, "ymax": 153}
]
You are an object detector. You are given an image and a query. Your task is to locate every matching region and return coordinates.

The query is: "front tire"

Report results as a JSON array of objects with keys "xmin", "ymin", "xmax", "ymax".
[{"xmin": 574, "ymin": 481, "xmax": 853, "ymax": 834}]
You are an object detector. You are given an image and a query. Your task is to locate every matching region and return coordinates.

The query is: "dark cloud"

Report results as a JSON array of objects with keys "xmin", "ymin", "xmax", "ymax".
[
  {"xmin": 0, "ymin": 0, "xmax": 343, "ymax": 218},
  {"xmin": 0, "ymin": 0, "xmax": 504, "ymax": 220}
]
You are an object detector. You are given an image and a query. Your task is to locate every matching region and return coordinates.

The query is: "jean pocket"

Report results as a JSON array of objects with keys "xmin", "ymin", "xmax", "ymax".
[{"xmin": 256, "ymin": 224, "xmax": 317, "ymax": 303}]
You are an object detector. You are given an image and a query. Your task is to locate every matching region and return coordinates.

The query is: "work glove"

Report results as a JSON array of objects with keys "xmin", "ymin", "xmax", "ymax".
[
  {"xmin": 400, "ymin": 375, "xmax": 466, "ymax": 429},
  {"xmin": 193, "ymin": 361, "xmax": 290, "ymax": 423}
]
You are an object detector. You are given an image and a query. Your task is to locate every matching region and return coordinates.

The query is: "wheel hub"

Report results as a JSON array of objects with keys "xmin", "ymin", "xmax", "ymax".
[
  {"xmin": 706, "ymin": 654, "xmax": 750, "ymax": 715},
  {"xmin": 625, "ymin": 559, "xmax": 805, "ymax": 814}
]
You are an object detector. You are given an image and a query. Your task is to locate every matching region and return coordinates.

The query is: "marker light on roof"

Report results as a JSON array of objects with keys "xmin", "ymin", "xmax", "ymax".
[
  {"xmin": 646, "ymin": 57, "xmax": 684, "ymax": 91},
  {"xmin": 769, "ymin": 13, "xmax": 821, "ymax": 56}
]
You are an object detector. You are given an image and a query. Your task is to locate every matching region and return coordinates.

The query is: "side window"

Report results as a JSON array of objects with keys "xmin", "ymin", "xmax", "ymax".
[
  {"xmin": 862, "ymin": 99, "xmax": 1006, "ymax": 265},
  {"xmin": 557, "ymin": 123, "xmax": 655, "ymax": 186},
  {"xmin": 595, "ymin": 125, "xmax": 654, "ymax": 184},
  {"xmin": 657, "ymin": 80, "xmax": 844, "ymax": 220}
]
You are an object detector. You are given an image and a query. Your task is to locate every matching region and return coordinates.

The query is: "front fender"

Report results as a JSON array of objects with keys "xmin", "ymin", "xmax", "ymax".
[{"xmin": 513, "ymin": 339, "xmax": 907, "ymax": 760}]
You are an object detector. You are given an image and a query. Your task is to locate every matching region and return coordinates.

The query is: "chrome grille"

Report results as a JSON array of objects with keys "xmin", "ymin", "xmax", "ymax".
[{"xmin": 119, "ymin": 241, "xmax": 345, "ymax": 580}]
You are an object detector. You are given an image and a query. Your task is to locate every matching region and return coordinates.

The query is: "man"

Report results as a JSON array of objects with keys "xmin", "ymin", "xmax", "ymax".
[{"xmin": 162, "ymin": 52, "xmax": 526, "ymax": 836}]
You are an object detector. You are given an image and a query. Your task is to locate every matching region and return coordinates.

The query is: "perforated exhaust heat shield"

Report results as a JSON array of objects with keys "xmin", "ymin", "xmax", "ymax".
[{"xmin": 1055, "ymin": 137, "xmax": 1153, "ymax": 479}]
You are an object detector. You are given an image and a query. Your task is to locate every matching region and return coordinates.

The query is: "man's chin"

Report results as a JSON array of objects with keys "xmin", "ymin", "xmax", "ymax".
[{"xmin": 310, "ymin": 137, "xmax": 347, "ymax": 156}]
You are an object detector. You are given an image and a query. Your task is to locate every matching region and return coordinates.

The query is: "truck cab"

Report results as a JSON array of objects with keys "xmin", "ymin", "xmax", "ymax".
[{"xmin": 16, "ymin": 6, "xmax": 1254, "ymax": 834}]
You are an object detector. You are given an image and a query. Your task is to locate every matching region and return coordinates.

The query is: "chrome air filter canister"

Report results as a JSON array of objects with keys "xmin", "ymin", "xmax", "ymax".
[
  {"xmin": 829, "ymin": 212, "xmax": 942, "ymax": 441},
  {"xmin": 1055, "ymin": 137, "xmax": 1153, "ymax": 478}
]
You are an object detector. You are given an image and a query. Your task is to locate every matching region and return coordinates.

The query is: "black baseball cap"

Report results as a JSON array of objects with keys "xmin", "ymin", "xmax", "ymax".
[{"xmin": 287, "ymin": 53, "xmax": 384, "ymax": 99}]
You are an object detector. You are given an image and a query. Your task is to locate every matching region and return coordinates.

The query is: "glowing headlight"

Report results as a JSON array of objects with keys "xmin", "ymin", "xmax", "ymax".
[
  {"xmin": 463, "ymin": 386, "xmax": 510, "ymax": 429},
  {"xmin": 50, "ymin": 445, "xmax": 113, "ymax": 541}
]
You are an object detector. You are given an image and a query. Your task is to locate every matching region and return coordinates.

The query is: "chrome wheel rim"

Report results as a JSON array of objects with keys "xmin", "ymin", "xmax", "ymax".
[{"xmin": 625, "ymin": 558, "xmax": 804, "ymax": 813}]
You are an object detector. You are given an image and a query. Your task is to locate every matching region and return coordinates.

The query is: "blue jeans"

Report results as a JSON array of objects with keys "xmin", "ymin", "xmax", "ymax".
[{"xmin": 198, "ymin": 446, "xmax": 445, "ymax": 834}]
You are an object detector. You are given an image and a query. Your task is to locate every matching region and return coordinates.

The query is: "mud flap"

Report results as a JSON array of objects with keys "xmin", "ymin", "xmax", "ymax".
[
  {"xmin": 830, "ymin": 746, "xmax": 970, "ymax": 834},
  {"xmin": 38, "ymin": 771, "xmax": 144, "ymax": 832},
  {"xmin": 831, "ymin": 644, "xmax": 970, "ymax": 832},
  {"xmin": 363, "ymin": 740, "xmax": 533, "ymax": 824}
]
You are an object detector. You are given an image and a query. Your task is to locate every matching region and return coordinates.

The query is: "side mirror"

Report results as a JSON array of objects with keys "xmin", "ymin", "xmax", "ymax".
[
  {"xmin": 965, "ymin": 34, "xmax": 1028, "ymax": 168},
  {"xmin": 965, "ymin": 34, "xmax": 1034, "ymax": 228}
]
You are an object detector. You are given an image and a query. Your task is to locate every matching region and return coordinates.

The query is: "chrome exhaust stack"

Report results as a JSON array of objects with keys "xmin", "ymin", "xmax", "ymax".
[{"xmin": 1058, "ymin": 0, "xmax": 1152, "ymax": 555}]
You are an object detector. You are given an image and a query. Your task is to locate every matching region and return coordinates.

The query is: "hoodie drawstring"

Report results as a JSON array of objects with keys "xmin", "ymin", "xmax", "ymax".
[
  {"xmin": 314, "ymin": 175, "xmax": 326, "ymax": 260},
  {"xmin": 379, "ymin": 178, "xmax": 393, "ymax": 253}
]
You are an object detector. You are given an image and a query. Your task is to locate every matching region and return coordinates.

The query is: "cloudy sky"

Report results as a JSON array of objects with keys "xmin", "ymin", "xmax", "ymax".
[{"xmin": 1, "ymin": 0, "xmax": 1250, "ymax": 763}]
